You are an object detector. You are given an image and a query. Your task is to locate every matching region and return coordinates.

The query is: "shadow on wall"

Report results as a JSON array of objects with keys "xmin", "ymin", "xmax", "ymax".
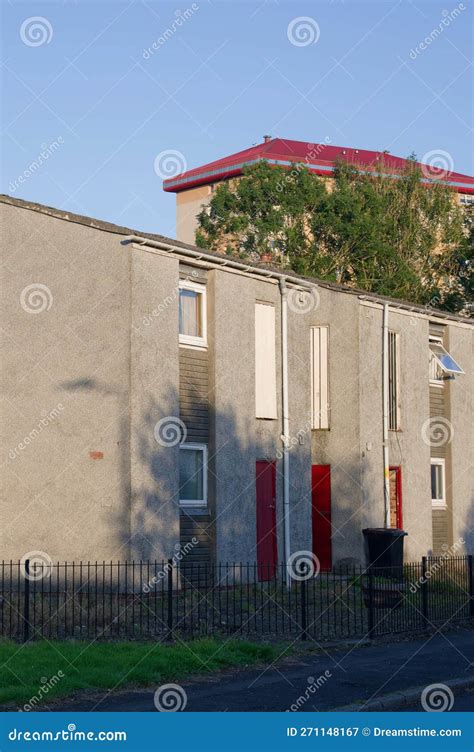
[
  {"xmin": 57, "ymin": 380, "xmax": 376, "ymax": 566},
  {"xmin": 58, "ymin": 381, "xmax": 260, "ymax": 562},
  {"xmin": 462, "ymin": 494, "xmax": 474, "ymax": 555}
]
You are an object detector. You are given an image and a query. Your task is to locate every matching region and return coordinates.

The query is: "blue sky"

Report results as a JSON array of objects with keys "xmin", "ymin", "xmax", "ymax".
[{"xmin": 1, "ymin": 0, "xmax": 472, "ymax": 238}]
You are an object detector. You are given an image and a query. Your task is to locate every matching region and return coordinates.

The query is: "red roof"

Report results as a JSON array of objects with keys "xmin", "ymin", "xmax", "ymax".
[{"xmin": 163, "ymin": 137, "xmax": 474, "ymax": 195}]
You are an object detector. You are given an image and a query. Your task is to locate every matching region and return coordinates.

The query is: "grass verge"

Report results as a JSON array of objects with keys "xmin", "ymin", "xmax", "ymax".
[{"xmin": 0, "ymin": 638, "xmax": 284, "ymax": 708}]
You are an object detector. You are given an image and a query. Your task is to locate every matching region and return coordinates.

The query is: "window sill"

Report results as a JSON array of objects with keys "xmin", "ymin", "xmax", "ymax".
[
  {"xmin": 179, "ymin": 341, "xmax": 208, "ymax": 352},
  {"xmin": 180, "ymin": 505, "xmax": 209, "ymax": 516},
  {"xmin": 431, "ymin": 504, "xmax": 447, "ymax": 510}
]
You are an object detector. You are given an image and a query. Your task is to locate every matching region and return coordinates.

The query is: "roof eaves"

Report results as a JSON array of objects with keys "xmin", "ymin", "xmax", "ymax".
[{"xmin": 1, "ymin": 193, "xmax": 472, "ymax": 325}]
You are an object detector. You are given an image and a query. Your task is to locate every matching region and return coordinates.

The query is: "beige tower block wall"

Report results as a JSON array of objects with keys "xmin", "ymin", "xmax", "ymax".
[{"xmin": 176, "ymin": 186, "xmax": 212, "ymax": 244}]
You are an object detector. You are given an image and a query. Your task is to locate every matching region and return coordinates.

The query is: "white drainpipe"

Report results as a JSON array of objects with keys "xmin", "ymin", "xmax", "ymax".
[
  {"xmin": 382, "ymin": 303, "xmax": 390, "ymax": 528},
  {"xmin": 279, "ymin": 279, "xmax": 291, "ymax": 584}
]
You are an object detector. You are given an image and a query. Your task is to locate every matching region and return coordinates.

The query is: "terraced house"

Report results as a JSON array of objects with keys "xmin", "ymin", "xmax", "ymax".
[{"xmin": 1, "ymin": 194, "xmax": 472, "ymax": 573}]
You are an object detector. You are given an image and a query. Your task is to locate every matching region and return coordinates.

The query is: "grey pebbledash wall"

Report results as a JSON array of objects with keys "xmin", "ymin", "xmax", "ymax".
[{"xmin": 1, "ymin": 194, "xmax": 472, "ymax": 568}]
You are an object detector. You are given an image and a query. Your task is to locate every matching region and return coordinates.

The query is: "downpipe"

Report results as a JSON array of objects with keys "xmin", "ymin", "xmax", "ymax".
[
  {"xmin": 382, "ymin": 303, "xmax": 390, "ymax": 528},
  {"xmin": 279, "ymin": 279, "xmax": 291, "ymax": 587}
]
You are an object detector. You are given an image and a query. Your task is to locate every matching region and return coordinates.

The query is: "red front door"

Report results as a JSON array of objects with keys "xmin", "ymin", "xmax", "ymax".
[
  {"xmin": 312, "ymin": 464, "xmax": 332, "ymax": 571},
  {"xmin": 256, "ymin": 460, "xmax": 277, "ymax": 581},
  {"xmin": 389, "ymin": 466, "xmax": 403, "ymax": 529}
]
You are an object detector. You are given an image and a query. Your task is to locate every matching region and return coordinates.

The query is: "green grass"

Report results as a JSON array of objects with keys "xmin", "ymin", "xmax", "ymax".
[{"xmin": 0, "ymin": 638, "xmax": 284, "ymax": 708}]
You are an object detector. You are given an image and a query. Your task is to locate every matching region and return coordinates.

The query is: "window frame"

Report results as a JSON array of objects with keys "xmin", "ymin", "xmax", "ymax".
[
  {"xmin": 388, "ymin": 330, "xmax": 401, "ymax": 431},
  {"xmin": 429, "ymin": 336, "xmax": 445, "ymax": 387},
  {"xmin": 310, "ymin": 325, "xmax": 330, "ymax": 430},
  {"xmin": 179, "ymin": 280, "xmax": 207, "ymax": 349},
  {"xmin": 179, "ymin": 442, "xmax": 208, "ymax": 508},
  {"xmin": 429, "ymin": 339, "xmax": 464, "ymax": 378},
  {"xmin": 430, "ymin": 458, "xmax": 446, "ymax": 509}
]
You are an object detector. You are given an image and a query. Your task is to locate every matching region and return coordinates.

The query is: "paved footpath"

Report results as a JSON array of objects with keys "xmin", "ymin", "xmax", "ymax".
[{"xmin": 54, "ymin": 630, "xmax": 474, "ymax": 713}]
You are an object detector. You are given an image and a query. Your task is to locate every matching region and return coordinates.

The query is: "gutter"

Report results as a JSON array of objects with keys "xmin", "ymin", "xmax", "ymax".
[{"xmin": 123, "ymin": 234, "xmax": 316, "ymax": 292}]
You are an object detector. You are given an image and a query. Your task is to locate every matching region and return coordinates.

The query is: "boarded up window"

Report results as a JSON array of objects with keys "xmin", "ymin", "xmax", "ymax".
[
  {"xmin": 255, "ymin": 303, "xmax": 277, "ymax": 419},
  {"xmin": 311, "ymin": 326, "xmax": 329, "ymax": 429}
]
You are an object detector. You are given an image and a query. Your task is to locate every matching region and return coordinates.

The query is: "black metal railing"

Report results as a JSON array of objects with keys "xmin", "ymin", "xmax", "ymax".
[{"xmin": 0, "ymin": 556, "xmax": 472, "ymax": 643}]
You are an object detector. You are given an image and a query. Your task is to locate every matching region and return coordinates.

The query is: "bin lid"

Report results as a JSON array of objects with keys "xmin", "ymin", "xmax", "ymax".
[{"xmin": 362, "ymin": 528, "xmax": 407, "ymax": 536}]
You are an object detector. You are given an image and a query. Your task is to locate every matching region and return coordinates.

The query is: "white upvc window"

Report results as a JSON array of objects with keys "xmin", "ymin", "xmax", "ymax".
[
  {"xmin": 431, "ymin": 458, "xmax": 446, "ymax": 508},
  {"xmin": 388, "ymin": 331, "xmax": 400, "ymax": 430},
  {"xmin": 255, "ymin": 302, "xmax": 277, "ymax": 419},
  {"xmin": 179, "ymin": 443, "xmax": 207, "ymax": 507},
  {"xmin": 311, "ymin": 326, "xmax": 329, "ymax": 429},
  {"xmin": 179, "ymin": 280, "xmax": 207, "ymax": 348}
]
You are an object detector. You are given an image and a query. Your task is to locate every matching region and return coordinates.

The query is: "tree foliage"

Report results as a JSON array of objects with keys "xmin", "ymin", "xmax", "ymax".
[{"xmin": 195, "ymin": 160, "xmax": 471, "ymax": 314}]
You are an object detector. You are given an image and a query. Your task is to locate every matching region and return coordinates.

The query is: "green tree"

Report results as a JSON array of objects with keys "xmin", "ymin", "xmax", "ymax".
[{"xmin": 196, "ymin": 160, "xmax": 470, "ymax": 313}]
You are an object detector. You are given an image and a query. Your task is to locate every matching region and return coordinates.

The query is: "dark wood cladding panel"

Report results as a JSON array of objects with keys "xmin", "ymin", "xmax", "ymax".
[
  {"xmin": 429, "ymin": 386, "xmax": 447, "ymax": 459},
  {"xmin": 179, "ymin": 513, "xmax": 213, "ymax": 571},
  {"xmin": 179, "ymin": 348, "xmax": 209, "ymax": 443},
  {"xmin": 432, "ymin": 508, "xmax": 448, "ymax": 554}
]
